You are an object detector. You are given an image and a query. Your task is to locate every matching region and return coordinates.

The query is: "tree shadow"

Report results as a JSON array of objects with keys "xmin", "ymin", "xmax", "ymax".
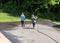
[
  {"xmin": 0, "ymin": 22, "xmax": 20, "ymax": 31},
  {"xmin": 1, "ymin": 31, "xmax": 22, "ymax": 43},
  {"xmin": 0, "ymin": 7, "xmax": 20, "ymax": 17},
  {"xmin": 52, "ymin": 25, "xmax": 60, "ymax": 32},
  {"xmin": 53, "ymin": 25, "xmax": 60, "ymax": 28}
]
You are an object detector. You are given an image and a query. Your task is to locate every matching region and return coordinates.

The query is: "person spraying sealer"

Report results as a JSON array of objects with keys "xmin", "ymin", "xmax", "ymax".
[{"xmin": 31, "ymin": 15, "xmax": 36, "ymax": 28}]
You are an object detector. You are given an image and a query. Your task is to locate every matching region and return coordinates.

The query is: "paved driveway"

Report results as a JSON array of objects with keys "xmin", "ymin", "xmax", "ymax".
[{"xmin": 0, "ymin": 24, "xmax": 60, "ymax": 43}]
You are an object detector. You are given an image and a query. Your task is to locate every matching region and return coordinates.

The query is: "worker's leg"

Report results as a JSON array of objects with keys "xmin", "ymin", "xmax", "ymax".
[
  {"xmin": 33, "ymin": 23, "xmax": 35, "ymax": 28},
  {"xmin": 21, "ymin": 21, "xmax": 24, "ymax": 27}
]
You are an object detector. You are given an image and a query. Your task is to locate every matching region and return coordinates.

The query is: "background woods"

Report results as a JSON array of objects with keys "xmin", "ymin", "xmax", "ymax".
[{"xmin": 0, "ymin": 0, "xmax": 60, "ymax": 21}]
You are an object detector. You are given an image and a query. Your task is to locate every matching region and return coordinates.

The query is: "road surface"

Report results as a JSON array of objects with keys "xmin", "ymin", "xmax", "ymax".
[{"xmin": 0, "ymin": 24, "xmax": 60, "ymax": 43}]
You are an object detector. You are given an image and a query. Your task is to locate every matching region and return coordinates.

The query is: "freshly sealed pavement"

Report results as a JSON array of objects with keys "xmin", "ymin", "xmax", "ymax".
[{"xmin": 0, "ymin": 23, "xmax": 60, "ymax": 43}]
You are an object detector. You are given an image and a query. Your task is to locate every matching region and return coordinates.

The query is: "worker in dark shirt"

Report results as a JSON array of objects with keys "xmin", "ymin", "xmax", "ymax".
[{"xmin": 31, "ymin": 15, "xmax": 36, "ymax": 28}]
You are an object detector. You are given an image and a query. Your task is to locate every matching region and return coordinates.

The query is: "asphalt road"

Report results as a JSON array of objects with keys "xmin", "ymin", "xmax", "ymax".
[{"xmin": 0, "ymin": 23, "xmax": 60, "ymax": 43}]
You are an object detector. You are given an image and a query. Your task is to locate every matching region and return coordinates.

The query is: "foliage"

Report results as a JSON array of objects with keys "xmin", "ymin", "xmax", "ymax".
[{"xmin": 0, "ymin": 0, "xmax": 60, "ymax": 21}]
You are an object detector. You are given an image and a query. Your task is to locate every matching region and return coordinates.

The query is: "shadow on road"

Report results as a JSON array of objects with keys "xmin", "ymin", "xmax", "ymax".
[
  {"xmin": 53, "ymin": 25, "xmax": 60, "ymax": 28},
  {"xmin": 52, "ymin": 25, "xmax": 60, "ymax": 32},
  {"xmin": 0, "ymin": 22, "xmax": 20, "ymax": 31},
  {"xmin": 1, "ymin": 31, "xmax": 21, "ymax": 43}
]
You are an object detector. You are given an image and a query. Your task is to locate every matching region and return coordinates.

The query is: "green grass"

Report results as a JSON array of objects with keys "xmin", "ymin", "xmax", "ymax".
[
  {"xmin": 0, "ymin": 12, "xmax": 20, "ymax": 22},
  {"xmin": 53, "ymin": 22, "xmax": 60, "ymax": 25}
]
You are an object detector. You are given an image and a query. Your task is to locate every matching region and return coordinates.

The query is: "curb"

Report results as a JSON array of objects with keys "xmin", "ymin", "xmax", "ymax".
[{"xmin": 0, "ymin": 32, "xmax": 12, "ymax": 43}]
